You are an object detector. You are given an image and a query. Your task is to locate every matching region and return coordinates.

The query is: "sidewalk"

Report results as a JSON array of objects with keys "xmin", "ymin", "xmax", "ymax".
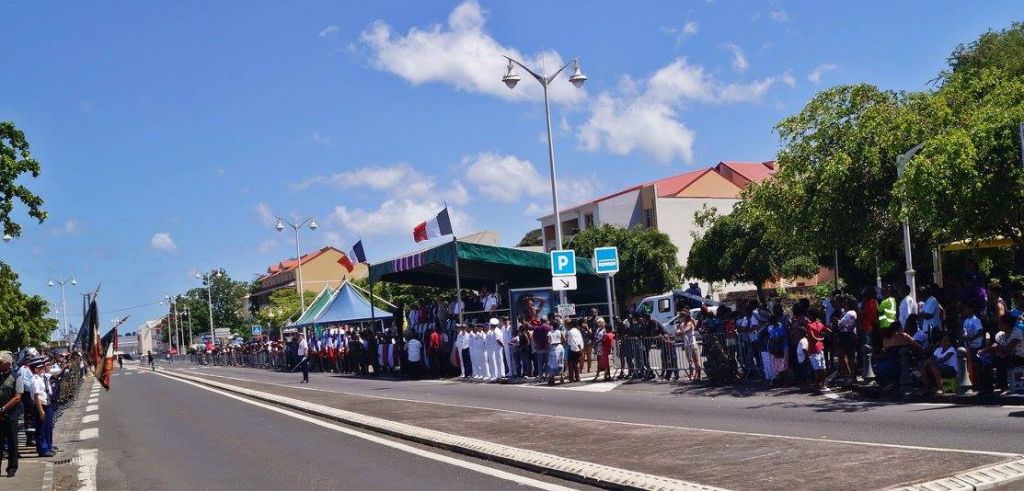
[{"xmin": 163, "ymin": 366, "xmax": 1022, "ymax": 491}]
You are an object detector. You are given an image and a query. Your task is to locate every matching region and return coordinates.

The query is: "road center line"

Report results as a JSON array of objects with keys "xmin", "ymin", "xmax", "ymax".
[
  {"xmin": 153, "ymin": 371, "xmax": 576, "ymax": 491},
  {"xmin": 176, "ymin": 368, "xmax": 1019, "ymax": 458}
]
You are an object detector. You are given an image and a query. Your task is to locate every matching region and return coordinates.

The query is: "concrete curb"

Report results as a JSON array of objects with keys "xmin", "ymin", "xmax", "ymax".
[
  {"xmin": 890, "ymin": 458, "xmax": 1024, "ymax": 490},
  {"xmin": 160, "ymin": 369, "xmax": 727, "ymax": 491}
]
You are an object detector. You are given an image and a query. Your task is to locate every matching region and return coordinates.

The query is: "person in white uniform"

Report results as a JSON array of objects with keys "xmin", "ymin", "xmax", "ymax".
[
  {"xmin": 500, "ymin": 317, "xmax": 514, "ymax": 377},
  {"xmin": 469, "ymin": 324, "xmax": 487, "ymax": 379},
  {"xmin": 484, "ymin": 319, "xmax": 503, "ymax": 379},
  {"xmin": 455, "ymin": 325, "xmax": 470, "ymax": 378}
]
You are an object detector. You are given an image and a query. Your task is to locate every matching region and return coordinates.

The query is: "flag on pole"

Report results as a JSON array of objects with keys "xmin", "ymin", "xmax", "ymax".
[
  {"xmin": 337, "ymin": 240, "xmax": 366, "ymax": 273},
  {"xmin": 74, "ymin": 300, "xmax": 99, "ymax": 355},
  {"xmin": 412, "ymin": 207, "xmax": 453, "ymax": 243},
  {"xmin": 96, "ymin": 326, "xmax": 118, "ymax": 390}
]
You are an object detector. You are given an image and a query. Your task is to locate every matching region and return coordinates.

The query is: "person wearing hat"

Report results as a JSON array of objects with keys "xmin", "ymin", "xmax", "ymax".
[
  {"xmin": 26, "ymin": 358, "xmax": 54, "ymax": 457},
  {"xmin": 469, "ymin": 324, "xmax": 486, "ymax": 379},
  {"xmin": 484, "ymin": 318, "xmax": 504, "ymax": 380},
  {"xmin": 500, "ymin": 317, "xmax": 514, "ymax": 378},
  {"xmin": 0, "ymin": 351, "xmax": 23, "ymax": 476},
  {"xmin": 18, "ymin": 350, "xmax": 38, "ymax": 448}
]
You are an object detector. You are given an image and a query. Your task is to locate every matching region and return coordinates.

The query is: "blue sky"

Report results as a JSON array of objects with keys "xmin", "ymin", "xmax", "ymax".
[{"xmin": 1, "ymin": 1, "xmax": 1019, "ymax": 333}]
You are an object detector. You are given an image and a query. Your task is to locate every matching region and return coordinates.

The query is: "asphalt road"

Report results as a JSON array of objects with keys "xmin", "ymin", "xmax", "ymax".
[
  {"xmin": 96, "ymin": 367, "xmax": 598, "ymax": 491},
  {"xmin": 178, "ymin": 364, "xmax": 1024, "ymax": 455}
]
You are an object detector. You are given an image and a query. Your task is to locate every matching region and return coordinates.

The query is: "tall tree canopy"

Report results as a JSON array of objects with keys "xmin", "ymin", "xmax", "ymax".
[
  {"xmin": 0, "ymin": 261, "xmax": 57, "ymax": 349},
  {"xmin": 686, "ymin": 204, "xmax": 818, "ymax": 304},
  {"xmin": 1, "ymin": 121, "xmax": 47, "ymax": 238},
  {"xmin": 177, "ymin": 270, "xmax": 253, "ymax": 339},
  {"xmin": 567, "ymin": 224, "xmax": 682, "ymax": 303},
  {"xmin": 895, "ymin": 22, "xmax": 1024, "ymax": 247}
]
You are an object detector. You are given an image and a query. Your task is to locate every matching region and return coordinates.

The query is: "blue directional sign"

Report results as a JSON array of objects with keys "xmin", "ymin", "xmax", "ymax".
[
  {"xmin": 550, "ymin": 249, "xmax": 577, "ymax": 277},
  {"xmin": 593, "ymin": 246, "xmax": 620, "ymax": 275},
  {"xmin": 251, "ymin": 325, "xmax": 263, "ymax": 336}
]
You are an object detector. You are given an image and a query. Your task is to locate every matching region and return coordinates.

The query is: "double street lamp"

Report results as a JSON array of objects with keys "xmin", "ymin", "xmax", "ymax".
[
  {"xmin": 195, "ymin": 270, "xmax": 222, "ymax": 347},
  {"xmin": 275, "ymin": 215, "xmax": 318, "ymax": 333},
  {"xmin": 501, "ymin": 55, "xmax": 587, "ymax": 305},
  {"xmin": 47, "ymin": 276, "xmax": 77, "ymax": 339}
]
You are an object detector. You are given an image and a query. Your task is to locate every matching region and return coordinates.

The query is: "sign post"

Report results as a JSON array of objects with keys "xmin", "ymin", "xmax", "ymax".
[
  {"xmin": 593, "ymin": 246, "xmax": 620, "ymax": 327},
  {"xmin": 551, "ymin": 249, "xmax": 577, "ymax": 314}
]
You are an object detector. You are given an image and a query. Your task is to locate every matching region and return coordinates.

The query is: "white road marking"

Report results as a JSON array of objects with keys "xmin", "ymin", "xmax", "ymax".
[
  {"xmin": 78, "ymin": 427, "xmax": 98, "ymax": 440},
  {"xmin": 154, "ymin": 372, "xmax": 575, "ymax": 491},
  {"xmin": 515, "ymin": 380, "xmax": 626, "ymax": 393},
  {"xmin": 86, "ymin": 398, "xmax": 98, "ymax": 404},
  {"xmin": 175, "ymin": 369, "xmax": 1021, "ymax": 458},
  {"xmin": 82, "ymin": 414, "xmax": 98, "ymax": 423},
  {"xmin": 76, "ymin": 448, "xmax": 98, "ymax": 491},
  {"xmin": 85, "ymin": 404, "xmax": 98, "ymax": 412}
]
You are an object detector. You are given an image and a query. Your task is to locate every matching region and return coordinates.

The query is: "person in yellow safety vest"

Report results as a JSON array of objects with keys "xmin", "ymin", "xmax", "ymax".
[{"xmin": 879, "ymin": 285, "xmax": 897, "ymax": 329}]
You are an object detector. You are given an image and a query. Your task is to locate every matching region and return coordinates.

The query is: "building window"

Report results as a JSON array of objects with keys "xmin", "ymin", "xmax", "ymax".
[
  {"xmin": 644, "ymin": 208, "xmax": 654, "ymax": 228},
  {"xmin": 584, "ymin": 213, "xmax": 594, "ymax": 229},
  {"xmin": 544, "ymin": 225, "xmax": 555, "ymax": 241},
  {"xmin": 562, "ymin": 219, "xmax": 580, "ymax": 235}
]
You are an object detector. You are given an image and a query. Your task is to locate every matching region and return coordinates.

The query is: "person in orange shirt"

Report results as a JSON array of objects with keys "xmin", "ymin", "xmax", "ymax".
[{"xmin": 805, "ymin": 311, "xmax": 830, "ymax": 390}]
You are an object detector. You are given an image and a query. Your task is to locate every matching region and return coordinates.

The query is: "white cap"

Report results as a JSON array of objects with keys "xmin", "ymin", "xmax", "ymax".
[{"xmin": 489, "ymin": 318, "xmax": 500, "ymax": 326}]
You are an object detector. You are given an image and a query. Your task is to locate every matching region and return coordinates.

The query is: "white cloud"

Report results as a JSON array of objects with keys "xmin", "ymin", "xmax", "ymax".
[
  {"xmin": 309, "ymin": 131, "xmax": 333, "ymax": 146},
  {"xmin": 558, "ymin": 175, "xmax": 603, "ymax": 205},
  {"xmin": 683, "ymin": 21, "xmax": 699, "ymax": 35},
  {"xmin": 464, "ymin": 153, "xmax": 547, "ymax": 203},
  {"xmin": 781, "ymin": 71, "xmax": 796, "ymax": 88},
  {"xmin": 50, "ymin": 219, "xmax": 81, "ymax": 236},
  {"xmin": 722, "ymin": 44, "xmax": 748, "ymax": 73},
  {"xmin": 577, "ymin": 58, "xmax": 777, "ymax": 163},
  {"xmin": 214, "ymin": 167, "xmax": 226, "ymax": 177},
  {"xmin": 322, "ymin": 232, "xmax": 343, "ymax": 248},
  {"xmin": 808, "ymin": 63, "xmax": 837, "ymax": 84},
  {"xmin": 330, "ymin": 199, "xmax": 472, "ymax": 237},
  {"xmin": 318, "ymin": 25, "xmax": 339, "ymax": 39},
  {"xmin": 358, "ymin": 0, "xmax": 586, "ymax": 105},
  {"xmin": 150, "ymin": 233, "xmax": 177, "ymax": 253},
  {"xmin": 770, "ymin": 9, "xmax": 789, "ymax": 22},
  {"xmin": 258, "ymin": 239, "xmax": 279, "ymax": 254},
  {"xmin": 523, "ymin": 202, "xmax": 546, "ymax": 217},
  {"xmin": 293, "ymin": 163, "xmax": 436, "ymax": 197},
  {"xmin": 448, "ymin": 180, "xmax": 471, "ymax": 206},
  {"xmin": 255, "ymin": 202, "xmax": 276, "ymax": 226}
]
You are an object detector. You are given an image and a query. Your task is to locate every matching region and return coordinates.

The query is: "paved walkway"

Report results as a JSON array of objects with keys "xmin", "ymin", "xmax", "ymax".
[{"xmin": 167, "ymin": 366, "xmax": 1021, "ymax": 491}]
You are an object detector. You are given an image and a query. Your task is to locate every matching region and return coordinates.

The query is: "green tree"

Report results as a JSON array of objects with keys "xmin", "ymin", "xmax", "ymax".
[
  {"xmin": 895, "ymin": 22, "xmax": 1024, "ymax": 247},
  {"xmin": 252, "ymin": 287, "xmax": 319, "ymax": 332},
  {"xmin": 567, "ymin": 224, "xmax": 682, "ymax": 304},
  {"xmin": 686, "ymin": 204, "xmax": 818, "ymax": 304},
  {"xmin": 516, "ymin": 228, "xmax": 542, "ymax": 247},
  {"xmin": 1, "ymin": 121, "xmax": 48, "ymax": 238},
  {"xmin": 746, "ymin": 84, "xmax": 937, "ymax": 271},
  {"xmin": 0, "ymin": 261, "xmax": 57, "ymax": 349},
  {"xmin": 352, "ymin": 278, "xmax": 445, "ymax": 310},
  {"xmin": 178, "ymin": 270, "xmax": 253, "ymax": 339}
]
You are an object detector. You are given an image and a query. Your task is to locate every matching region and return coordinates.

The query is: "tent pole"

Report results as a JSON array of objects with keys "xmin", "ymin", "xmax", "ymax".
[
  {"xmin": 453, "ymin": 235, "xmax": 463, "ymax": 325},
  {"xmin": 369, "ymin": 274, "xmax": 377, "ymax": 333}
]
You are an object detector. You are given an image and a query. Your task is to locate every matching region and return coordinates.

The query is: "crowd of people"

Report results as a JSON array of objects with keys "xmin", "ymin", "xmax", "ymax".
[
  {"xmin": 0, "ymin": 347, "xmax": 86, "ymax": 477},
  {"xmin": 194, "ymin": 272, "xmax": 1024, "ymax": 400}
]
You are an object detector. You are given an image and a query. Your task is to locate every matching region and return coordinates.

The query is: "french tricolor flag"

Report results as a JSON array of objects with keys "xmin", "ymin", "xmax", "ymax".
[
  {"xmin": 412, "ymin": 207, "xmax": 453, "ymax": 243},
  {"xmin": 337, "ymin": 240, "xmax": 366, "ymax": 273}
]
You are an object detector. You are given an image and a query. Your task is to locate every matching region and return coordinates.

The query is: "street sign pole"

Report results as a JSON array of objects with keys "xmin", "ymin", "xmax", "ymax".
[{"xmin": 604, "ymin": 274, "xmax": 615, "ymax": 329}]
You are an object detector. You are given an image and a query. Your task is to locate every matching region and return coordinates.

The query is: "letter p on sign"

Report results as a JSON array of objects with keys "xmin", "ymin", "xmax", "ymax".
[{"xmin": 550, "ymin": 250, "xmax": 577, "ymax": 277}]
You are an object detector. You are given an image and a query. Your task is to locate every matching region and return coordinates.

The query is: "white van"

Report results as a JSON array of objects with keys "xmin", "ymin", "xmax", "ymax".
[{"xmin": 636, "ymin": 290, "xmax": 725, "ymax": 327}]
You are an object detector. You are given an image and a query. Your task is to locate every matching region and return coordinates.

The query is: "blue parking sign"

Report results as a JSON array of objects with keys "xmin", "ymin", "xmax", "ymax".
[
  {"xmin": 593, "ymin": 246, "xmax": 619, "ymax": 275},
  {"xmin": 550, "ymin": 249, "xmax": 577, "ymax": 277}
]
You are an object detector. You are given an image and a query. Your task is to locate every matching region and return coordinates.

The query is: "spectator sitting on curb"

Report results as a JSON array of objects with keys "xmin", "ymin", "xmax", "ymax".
[{"xmin": 920, "ymin": 335, "xmax": 959, "ymax": 396}]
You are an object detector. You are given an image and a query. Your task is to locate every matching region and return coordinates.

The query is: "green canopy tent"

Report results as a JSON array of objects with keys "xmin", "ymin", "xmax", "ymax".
[{"xmin": 367, "ymin": 239, "xmax": 606, "ymax": 316}]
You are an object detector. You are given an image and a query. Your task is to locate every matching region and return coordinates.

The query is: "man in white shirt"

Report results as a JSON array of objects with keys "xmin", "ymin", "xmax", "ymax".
[
  {"xmin": 500, "ymin": 317, "xmax": 513, "ymax": 378},
  {"xmin": 405, "ymin": 335, "xmax": 423, "ymax": 380},
  {"xmin": 451, "ymin": 295, "xmax": 464, "ymax": 318},
  {"xmin": 482, "ymin": 288, "xmax": 498, "ymax": 315},
  {"xmin": 484, "ymin": 319, "xmax": 504, "ymax": 380},
  {"xmin": 469, "ymin": 325, "xmax": 487, "ymax": 379},
  {"xmin": 297, "ymin": 334, "xmax": 310, "ymax": 383},
  {"xmin": 26, "ymin": 359, "xmax": 52, "ymax": 457},
  {"xmin": 566, "ymin": 322, "xmax": 584, "ymax": 382},
  {"xmin": 898, "ymin": 284, "xmax": 917, "ymax": 330},
  {"xmin": 18, "ymin": 352, "xmax": 37, "ymax": 447},
  {"xmin": 919, "ymin": 285, "xmax": 942, "ymax": 342}
]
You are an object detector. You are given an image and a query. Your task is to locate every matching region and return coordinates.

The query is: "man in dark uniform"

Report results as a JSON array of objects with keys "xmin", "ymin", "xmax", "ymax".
[{"xmin": 0, "ymin": 351, "xmax": 22, "ymax": 477}]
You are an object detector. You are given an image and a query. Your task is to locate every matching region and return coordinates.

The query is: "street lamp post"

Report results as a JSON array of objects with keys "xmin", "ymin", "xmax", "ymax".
[
  {"xmin": 275, "ymin": 215, "xmax": 318, "ymax": 334},
  {"xmin": 501, "ymin": 55, "xmax": 587, "ymax": 305},
  {"xmin": 48, "ymin": 276, "xmax": 77, "ymax": 340},
  {"xmin": 897, "ymin": 143, "xmax": 924, "ymax": 304},
  {"xmin": 183, "ymin": 306, "xmax": 193, "ymax": 347},
  {"xmin": 164, "ymin": 295, "xmax": 182, "ymax": 355},
  {"xmin": 196, "ymin": 270, "xmax": 221, "ymax": 347}
]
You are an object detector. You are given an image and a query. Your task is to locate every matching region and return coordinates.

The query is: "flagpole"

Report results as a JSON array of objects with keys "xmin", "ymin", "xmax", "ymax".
[{"xmin": 452, "ymin": 234, "xmax": 463, "ymax": 325}]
